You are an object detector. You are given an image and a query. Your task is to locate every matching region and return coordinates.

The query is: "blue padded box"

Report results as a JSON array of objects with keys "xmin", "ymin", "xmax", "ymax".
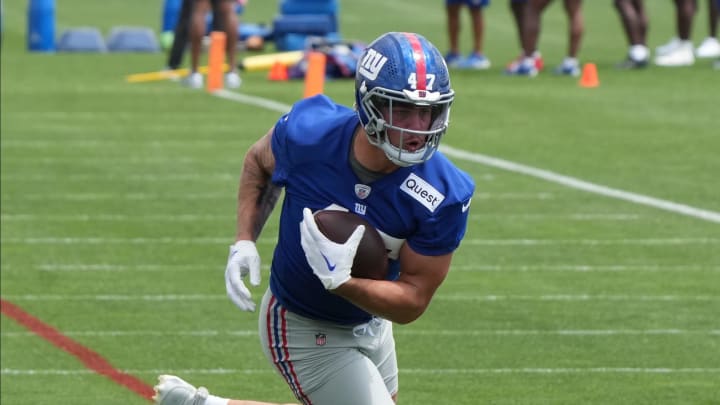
[
  {"xmin": 57, "ymin": 27, "xmax": 107, "ymax": 52},
  {"xmin": 280, "ymin": 0, "xmax": 338, "ymax": 15},
  {"xmin": 107, "ymin": 26, "xmax": 159, "ymax": 52},
  {"xmin": 272, "ymin": 14, "xmax": 335, "ymax": 36}
]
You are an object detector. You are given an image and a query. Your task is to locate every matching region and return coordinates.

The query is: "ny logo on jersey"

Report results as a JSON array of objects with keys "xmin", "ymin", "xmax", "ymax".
[
  {"xmin": 358, "ymin": 49, "xmax": 388, "ymax": 80},
  {"xmin": 354, "ymin": 203, "xmax": 367, "ymax": 215}
]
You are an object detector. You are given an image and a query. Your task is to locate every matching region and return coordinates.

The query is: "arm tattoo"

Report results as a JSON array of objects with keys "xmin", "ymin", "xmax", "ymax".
[{"xmin": 252, "ymin": 181, "xmax": 281, "ymax": 240}]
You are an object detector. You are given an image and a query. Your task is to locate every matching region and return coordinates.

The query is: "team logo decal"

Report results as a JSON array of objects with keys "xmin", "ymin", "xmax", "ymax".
[
  {"xmin": 358, "ymin": 49, "xmax": 388, "ymax": 80},
  {"xmin": 355, "ymin": 184, "xmax": 372, "ymax": 199},
  {"xmin": 315, "ymin": 333, "xmax": 327, "ymax": 346}
]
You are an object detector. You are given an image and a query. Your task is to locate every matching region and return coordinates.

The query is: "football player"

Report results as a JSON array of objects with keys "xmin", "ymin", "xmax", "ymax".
[{"xmin": 154, "ymin": 31, "xmax": 474, "ymax": 405}]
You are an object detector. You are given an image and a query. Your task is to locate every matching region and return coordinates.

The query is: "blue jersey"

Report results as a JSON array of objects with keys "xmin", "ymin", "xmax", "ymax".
[{"xmin": 268, "ymin": 95, "xmax": 475, "ymax": 325}]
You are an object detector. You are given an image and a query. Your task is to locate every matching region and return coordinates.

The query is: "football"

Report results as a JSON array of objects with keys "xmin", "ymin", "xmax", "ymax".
[{"xmin": 313, "ymin": 210, "xmax": 389, "ymax": 280}]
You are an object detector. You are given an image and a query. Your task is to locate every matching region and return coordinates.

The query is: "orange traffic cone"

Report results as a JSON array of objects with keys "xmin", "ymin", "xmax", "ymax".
[
  {"xmin": 268, "ymin": 61, "xmax": 289, "ymax": 81},
  {"xmin": 578, "ymin": 63, "xmax": 599, "ymax": 88},
  {"xmin": 303, "ymin": 51, "xmax": 326, "ymax": 98},
  {"xmin": 206, "ymin": 31, "xmax": 226, "ymax": 92}
]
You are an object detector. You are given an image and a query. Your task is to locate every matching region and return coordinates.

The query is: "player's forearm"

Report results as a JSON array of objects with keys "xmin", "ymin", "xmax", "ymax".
[
  {"xmin": 235, "ymin": 177, "xmax": 280, "ymax": 241},
  {"xmin": 235, "ymin": 142, "xmax": 280, "ymax": 241},
  {"xmin": 333, "ymin": 278, "xmax": 429, "ymax": 324}
]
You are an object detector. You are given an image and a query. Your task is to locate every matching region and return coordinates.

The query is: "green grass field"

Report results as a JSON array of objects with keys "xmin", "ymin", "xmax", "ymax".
[{"xmin": 2, "ymin": 1, "xmax": 719, "ymax": 404}]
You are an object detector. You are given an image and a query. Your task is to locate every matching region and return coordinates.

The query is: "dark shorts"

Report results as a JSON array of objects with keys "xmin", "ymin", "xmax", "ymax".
[{"xmin": 446, "ymin": 0, "xmax": 490, "ymax": 8}]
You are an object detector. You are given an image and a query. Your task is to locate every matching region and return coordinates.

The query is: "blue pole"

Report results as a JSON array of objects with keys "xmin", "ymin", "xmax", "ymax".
[{"xmin": 27, "ymin": 0, "xmax": 56, "ymax": 51}]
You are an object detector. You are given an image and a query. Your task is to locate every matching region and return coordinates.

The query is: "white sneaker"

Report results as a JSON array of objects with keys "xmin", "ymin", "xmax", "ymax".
[
  {"xmin": 654, "ymin": 41, "xmax": 695, "ymax": 66},
  {"xmin": 225, "ymin": 71, "xmax": 242, "ymax": 89},
  {"xmin": 696, "ymin": 37, "xmax": 720, "ymax": 58},
  {"xmin": 153, "ymin": 375, "xmax": 208, "ymax": 405},
  {"xmin": 184, "ymin": 72, "xmax": 203, "ymax": 89},
  {"xmin": 656, "ymin": 37, "xmax": 681, "ymax": 56}
]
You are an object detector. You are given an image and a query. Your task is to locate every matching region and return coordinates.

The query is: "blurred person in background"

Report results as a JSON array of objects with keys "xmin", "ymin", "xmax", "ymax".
[
  {"xmin": 166, "ymin": 0, "xmax": 193, "ymax": 71},
  {"xmin": 614, "ymin": 0, "xmax": 650, "ymax": 68},
  {"xmin": 444, "ymin": 0, "xmax": 492, "ymax": 69},
  {"xmin": 505, "ymin": 0, "xmax": 584, "ymax": 77},
  {"xmin": 185, "ymin": 0, "xmax": 242, "ymax": 89},
  {"xmin": 695, "ymin": 0, "xmax": 720, "ymax": 58},
  {"xmin": 654, "ymin": 0, "xmax": 697, "ymax": 66},
  {"xmin": 505, "ymin": 0, "xmax": 545, "ymax": 73}
]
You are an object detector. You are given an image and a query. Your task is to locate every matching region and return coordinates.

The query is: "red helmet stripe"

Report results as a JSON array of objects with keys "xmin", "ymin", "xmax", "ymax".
[{"xmin": 403, "ymin": 32, "xmax": 426, "ymax": 91}]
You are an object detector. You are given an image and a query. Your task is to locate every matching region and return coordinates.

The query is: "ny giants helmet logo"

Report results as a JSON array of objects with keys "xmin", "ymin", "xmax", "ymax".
[{"xmin": 358, "ymin": 49, "xmax": 388, "ymax": 81}]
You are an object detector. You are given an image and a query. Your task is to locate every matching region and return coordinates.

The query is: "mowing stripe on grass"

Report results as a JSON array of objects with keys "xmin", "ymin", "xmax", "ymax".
[
  {"xmin": 0, "ymin": 213, "xmax": 641, "ymax": 222},
  {"xmin": 10, "ymin": 264, "xmax": 713, "ymax": 273},
  {"xmin": 213, "ymin": 90, "xmax": 720, "ymax": 224},
  {"xmin": 2, "ymin": 237, "xmax": 716, "ymax": 245},
  {"xmin": 4, "ymin": 294, "xmax": 716, "ymax": 302},
  {"xmin": 3, "ymin": 329, "xmax": 718, "ymax": 337},
  {"xmin": 2, "ymin": 173, "xmax": 234, "ymax": 181},
  {"xmin": 0, "ymin": 299, "xmax": 154, "ymax": 401},
  {"xmin": 3, "ymin": 367, "xmax": 719, "ymax": 376}
]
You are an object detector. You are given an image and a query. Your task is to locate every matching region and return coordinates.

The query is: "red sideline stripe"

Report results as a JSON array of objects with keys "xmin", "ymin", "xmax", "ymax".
[{"xmin": 1, "ymin": 298, "xmax": 155, "ymax": 401}]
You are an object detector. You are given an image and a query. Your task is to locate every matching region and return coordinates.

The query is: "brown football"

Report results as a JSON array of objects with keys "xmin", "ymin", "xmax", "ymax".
[{"xmin": 313, "ymin": 210, "xmax": 389, "ymax": 280}]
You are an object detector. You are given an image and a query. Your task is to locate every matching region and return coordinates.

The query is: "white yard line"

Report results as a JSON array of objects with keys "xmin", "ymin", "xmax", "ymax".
[
  {"xmin": 213, "ymin": 89, "xmax": 720, "ymax": 224},
  {"xmin": 441, "ymin": 145, "xmax": 720, "ymax": 224}
]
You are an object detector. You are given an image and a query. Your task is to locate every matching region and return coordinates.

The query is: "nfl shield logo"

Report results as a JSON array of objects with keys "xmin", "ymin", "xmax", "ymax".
[
  {"xmin": 355, "ymin": 184, "xmax": 371, "ymax": 199},
  {"xmin": 315, "ymin": 333, "xmax": 327, "ymax": 346}
]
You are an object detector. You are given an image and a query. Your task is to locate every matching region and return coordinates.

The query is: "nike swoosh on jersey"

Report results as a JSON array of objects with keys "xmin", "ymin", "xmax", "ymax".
[
  {"xmin": 321, "ymin": 254, "xmax": 337, "ymax": 271},
  {"xmin": 461, "ymin": 199, "xmax": 472, "ymax": 212}
]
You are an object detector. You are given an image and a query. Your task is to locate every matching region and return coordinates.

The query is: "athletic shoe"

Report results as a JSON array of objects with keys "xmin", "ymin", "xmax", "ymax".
[
  {"xmin": 504, "ymin": 57, "xmax": 538, "ymax": 77},
  {"xmin": 654, "ymin": 41, "xmax": 695, "ymax": 66},
  {"xmin": 505, "ymin": 51, "xmax": 544, "ymax": 72},
  {"xmin": 153, "ymin": 375, "xmax": 208, "ymax": 405},
  {"xmin": 553, "ymin": 58, "xmax": 581, "ymax": 76},
  {"xmin": 184, "ymin": 72, "xmax": 203, "ymax": 89},
  {"xmin": 444, "ymin": 51, "xmax": 462, "ymax": 68},
  {"xmin": 225, "ymin": 71, "xmax": 242, "ymax": 89},
  {"xmin": 696, "ymin": 37, "xmax": 720, "ymax": 58},
  {"xmin": 461, "ymin": 52, "xmax": 491, "ymax": 70},
  {"xmin": 616, "ymin": 57, "xmax": 648, "ymax": 69},
  {"xmin": 162, "ymin": 66, "xmax": 182, "ymax": 82},
  {"xmin": 655, "ymin": 37, "xmax": 681, "ymax": 56}
]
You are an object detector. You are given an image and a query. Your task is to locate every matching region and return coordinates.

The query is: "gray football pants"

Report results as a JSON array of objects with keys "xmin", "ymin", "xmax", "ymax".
[{"xmin": 258, "ymin": 288, "xmax": 398, "ymax": 405}]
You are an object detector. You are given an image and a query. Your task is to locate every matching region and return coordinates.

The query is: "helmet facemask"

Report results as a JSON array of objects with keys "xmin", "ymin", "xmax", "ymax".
[{"xmin": 360, "ymin": 84, "xmax": 453, "ymax": 167}]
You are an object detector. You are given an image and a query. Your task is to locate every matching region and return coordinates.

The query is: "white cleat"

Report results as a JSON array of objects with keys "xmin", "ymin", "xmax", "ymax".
[
  {"xmin": 655, "ymin": 37, "xmax": 681, "ymax": 56},
  {"xmin": 696, "ymin": 37, "xmax": 720, "ymax": 59},
  {"xmin": 654, "ymin": 41, "xmax": 695, "ymax": 66},
  {"xmin": 153, "ymin": 375, "xmax": 209, "ymax": 405},
  {"xmin": 184, "ymin": 72, "xmax": 204, "ymax": 89},
  {"xmin": 225, "ymin": 71, "xmax": 242, "ymax": 89}
]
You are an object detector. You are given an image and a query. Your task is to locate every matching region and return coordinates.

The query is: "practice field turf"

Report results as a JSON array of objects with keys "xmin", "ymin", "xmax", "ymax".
[{"xmin": 2, "ymin": 1, "xmax": 718, "ymax": 404}]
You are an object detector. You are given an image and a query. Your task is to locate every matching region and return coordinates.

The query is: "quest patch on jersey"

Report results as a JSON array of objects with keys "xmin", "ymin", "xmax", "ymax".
[{"xmin": 400, "ymin": 173, "xmax": 445, "ymax": 212}]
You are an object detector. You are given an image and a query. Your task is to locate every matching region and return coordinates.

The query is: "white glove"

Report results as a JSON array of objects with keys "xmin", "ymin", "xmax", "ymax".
[
  {"xmin": 225, "ymin": 240, "xmax": 261, "ymax": 311},
  {"xmin": 299, "ymin": 207, "xmax": 365, "ymax": 290}
]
